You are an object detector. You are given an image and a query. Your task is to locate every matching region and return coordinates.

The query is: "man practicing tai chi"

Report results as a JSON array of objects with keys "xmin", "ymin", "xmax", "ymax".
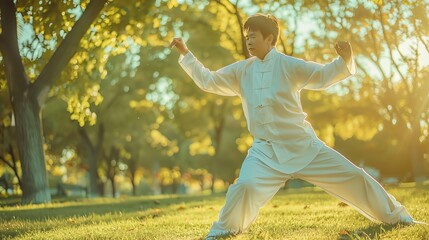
[{"xmin": 170, "ymin": 14, "xmax": 422, "ymax": 239}]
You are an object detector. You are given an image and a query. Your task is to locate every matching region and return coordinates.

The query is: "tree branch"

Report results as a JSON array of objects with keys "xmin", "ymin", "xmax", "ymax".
[
  {"xmin": 223, "ymin": 31, "xmax": 240, "ymax": 54},
  {"xmin": 377, "ymin": 6, "xmax": 411, "ymax": 95},
  {"xmin": 0, "ymin": 0, "xmax": 29, "ymax": 96},
  {"xmin": 230, "ymin": 2, "xmax": 249, "ymax": 59},
  {"xmin": 278, "ymin": 34, "xmax": 288, "ymax": 56},
  {"xmin": 0, "ymin": 144, "xmax": 22, "ymax": 188},
  {"xmin": 214, "ymin": 0, "xmax": 249, "ymax": 59},
  {"xmin": 32, "ymin": 0, "xmax": 108, "ymax": 106},
  {"xmin": 213, "ymin": 0, "xmax": 234, "ymax": 15},
  {"xmin": 412, "ymin": 19, "xmax": 429, "ymax": 55},
  {"xmin": 0, "ymin": 156, "xmax": 14, "ymax": 171},
  {"xmin": 8, "ymin": 144, "xmax": 22, "ymax": 188}
]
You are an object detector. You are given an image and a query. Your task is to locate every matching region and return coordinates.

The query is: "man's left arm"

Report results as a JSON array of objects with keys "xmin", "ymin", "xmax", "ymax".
[
  {"xmin": 335, "ymin": 41, "xmax": 356, "ymax": 77},
  {"xmin": 295, "ymin": 41, "xmax": 357, "ymax": 91}
]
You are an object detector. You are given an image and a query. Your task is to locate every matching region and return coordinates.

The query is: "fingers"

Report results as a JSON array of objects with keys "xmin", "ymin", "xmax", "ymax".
[
  {"xmin": 169, "ymin": 40, "xmax": 176, "ymax": 48},
  {"xmin": 335, "ymin": 41, "xmax": 351, "ymax": 54},
  {"xmin": 169, "ymin": 37, "xmax": 189, "ymax": 55},
  {"xmin": 335, "ymin": 43, "xmax": 341, "ymax": 52},
  {"xmin": 336, "ymin": 41, "xmax": 350, "ymax": 50},
  {"xmin": 169, "ymin": 37, "xmax": 183, "ymax": 48}
]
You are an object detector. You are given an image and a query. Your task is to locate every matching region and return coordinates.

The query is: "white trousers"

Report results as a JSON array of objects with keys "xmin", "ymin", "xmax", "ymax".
[{"xmin": 208, "ymin": 145, "xmax": 412, "ymax": 237}]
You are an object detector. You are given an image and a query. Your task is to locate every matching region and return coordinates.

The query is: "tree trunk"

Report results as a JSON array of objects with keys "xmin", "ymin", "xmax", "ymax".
[
  {"xmin": 130, "ymin": 167, "xmax": 137, "ymax": 196},
  {"xmin": 106, "ymin": 146, "xmax": 119, "ymax": 198},
  {"xmin": 87, "ymin": 145, "xmax": 100, "ymax": 197},
  {"xmin": 13, "ymin": 95, "xmax": 51, "ymax": 204},
  {"xmin": 110, "ymin": 176, "xmax": 116, "ymax": 198},
  {"xmin": 160, "ymin": 184, "xmax": 166, "ymax": 194},
  {"xmin": 128, "ymin": 157, "xmax": 137, "ymax": 196},
  {"xmin": 209, "ymin": 109, "xmax": 225, "ymax": 195},
  {"xmin": 210, "ymin": 173, "xmax": 215, "ymax": 194},
  {"xmin": 411, "ymin": 127, "xmax": 426, "ymax": 182},
  {"xmin": 199, "ymin": 176, "xmax": 204, "ymax": 191},
  {"xmin": 78, "ymin": 125, "xmax": 105, "ymax": 197},
  {"xmin": 79, "ymin": 128, "xmax": 101, "ymax": 197},
  {"xmin": 131, "ymin": 179, "xmax": 136, "ymax": 196},
  {"xmin": 95, "ymin": 125, "xmax": 105, "ymax": 195}
]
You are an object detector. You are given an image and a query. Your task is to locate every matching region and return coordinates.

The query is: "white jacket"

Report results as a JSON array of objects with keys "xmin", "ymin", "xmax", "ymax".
[{"xmin": 179, "ymin": 48, "xmax": 356, "ymax": 173}]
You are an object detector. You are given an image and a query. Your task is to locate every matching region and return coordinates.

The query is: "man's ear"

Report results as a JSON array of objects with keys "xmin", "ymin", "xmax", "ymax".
[{"xmin": 265, "ymin": 34, "xmax": 274, "ymax": 46}]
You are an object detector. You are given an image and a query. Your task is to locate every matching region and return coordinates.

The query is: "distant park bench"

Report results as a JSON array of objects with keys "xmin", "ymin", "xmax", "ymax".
[{"xmin": 57, "ymin": 183, "xmax": 88, "ymax": 197}]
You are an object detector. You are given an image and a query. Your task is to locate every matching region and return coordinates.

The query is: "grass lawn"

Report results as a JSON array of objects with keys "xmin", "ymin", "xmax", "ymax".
[{"xmin": 1, "ymin": 184, "xmax": 428, "ymax": 240}]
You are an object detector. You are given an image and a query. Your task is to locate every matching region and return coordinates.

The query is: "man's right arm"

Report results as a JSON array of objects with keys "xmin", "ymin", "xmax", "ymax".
[
  {"xmin": 178, "ymin": 51, "xmax": 241, "ymax": 96},
  {"xmin": 171, "ymin": 37, "xmax": 241, "ymax": 96}
]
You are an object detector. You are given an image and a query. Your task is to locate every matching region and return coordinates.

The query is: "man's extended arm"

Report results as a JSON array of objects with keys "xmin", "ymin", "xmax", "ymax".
[
  {"xmin": 171, "ymin": 37, "xmax": 241, "ymax": 96},
  {"xmin": 293, "ymin": 41, "xmax": 357, "ymax": 91}
]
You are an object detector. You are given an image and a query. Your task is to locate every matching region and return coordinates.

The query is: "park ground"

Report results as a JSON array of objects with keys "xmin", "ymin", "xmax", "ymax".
[{"xmin": 1, "ymin": 183, "xmax": 429, "ymax": 240}]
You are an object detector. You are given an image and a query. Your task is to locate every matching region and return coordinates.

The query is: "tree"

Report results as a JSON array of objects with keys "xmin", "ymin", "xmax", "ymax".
[
  {"xmin": 0, "ymin": 0, "xmax": 108, "ymax": 203},
  {"xmin": 311, "ymin": 0, "xmax": 429, "ymax": 180}
]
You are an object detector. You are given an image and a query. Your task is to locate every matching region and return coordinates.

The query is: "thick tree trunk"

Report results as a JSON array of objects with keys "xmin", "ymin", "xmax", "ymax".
[
  {"xmin": 13, "ymin": 95, "xmax": 51, "ymax": 204},
  {"xmin": 0, "ymin": 0, "xmax": 50, "ymax": 204}
]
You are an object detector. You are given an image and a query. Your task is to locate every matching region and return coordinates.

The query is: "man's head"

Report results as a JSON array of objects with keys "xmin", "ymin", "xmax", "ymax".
[{"xmin": 244, "ymin": 14, "xmax": 279, "ymax": 59}]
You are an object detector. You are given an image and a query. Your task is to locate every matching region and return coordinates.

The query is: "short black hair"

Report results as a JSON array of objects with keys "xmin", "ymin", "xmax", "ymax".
[{"xmin": 244, "ymin": 14, "xmax": 279, "ymax": 46}]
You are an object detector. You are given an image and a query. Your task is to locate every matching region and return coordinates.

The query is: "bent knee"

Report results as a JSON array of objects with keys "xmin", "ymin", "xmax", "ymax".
[
  {"xmin": 349, "ymin": 167, "xmax": 381, "ymax": 185},
  {"xmin": 235, "ymin": 178, "xmax": 259, "ymax": 192},
  {"xmin": 345, "ymin": 165, "xmax": 368, "ymax": 177}
]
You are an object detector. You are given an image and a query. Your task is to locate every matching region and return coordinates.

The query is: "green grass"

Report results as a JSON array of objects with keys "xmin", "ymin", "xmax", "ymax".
[{"xmin": 1, "ymin": 184, "xmax": 428, "ymax": 240}]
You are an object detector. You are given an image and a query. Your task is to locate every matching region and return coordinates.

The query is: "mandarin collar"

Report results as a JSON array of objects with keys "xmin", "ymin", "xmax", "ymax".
[{"xmin": 256, "ymin": 48, "xmax": 277, "ymax": 62}]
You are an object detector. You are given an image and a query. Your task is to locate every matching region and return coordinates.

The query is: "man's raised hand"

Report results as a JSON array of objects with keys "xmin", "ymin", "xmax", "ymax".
[
  {"xmin": 170, "ymin": 37, "xmax": 189, "ymax": 56},
  {"xmin": 335, "ymin": 41, "xmax": 352, "ymax": 64}
]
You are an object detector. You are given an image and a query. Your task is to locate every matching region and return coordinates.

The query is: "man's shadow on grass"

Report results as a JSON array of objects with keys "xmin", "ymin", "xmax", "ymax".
[
  {"xmin": 337, "ymin": 223, "xmax": 414, "ymax": 240},
  {"xmin": 202, "ymin": 223, "xmax": 420, "ymax": 240}
]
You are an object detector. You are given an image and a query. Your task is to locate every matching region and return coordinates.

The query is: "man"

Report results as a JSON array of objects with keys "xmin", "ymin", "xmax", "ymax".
[{"xmin": 170, "ymin": 14, "xmax": 421, "ymax": 239}]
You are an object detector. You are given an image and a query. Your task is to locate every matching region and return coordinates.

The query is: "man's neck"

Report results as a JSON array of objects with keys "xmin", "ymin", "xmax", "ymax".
[{"xmin": 258, "ymin": 47, "xmax": 274, "ymax": 60}]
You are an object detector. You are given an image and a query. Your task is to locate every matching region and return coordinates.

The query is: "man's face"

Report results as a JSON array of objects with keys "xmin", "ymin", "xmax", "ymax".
[{"xmin": 245, "ymin": 29, "xmax": 272, "ymax": 59}]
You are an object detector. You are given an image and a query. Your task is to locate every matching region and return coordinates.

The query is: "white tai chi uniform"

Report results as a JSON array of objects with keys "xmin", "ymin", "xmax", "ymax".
[{"xmin": 178, "ymin": 48, "xmax": 413, "ymax": 237}]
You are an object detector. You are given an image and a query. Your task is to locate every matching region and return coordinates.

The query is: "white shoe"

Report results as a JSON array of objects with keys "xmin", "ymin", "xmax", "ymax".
[
  {"xmin": 399, "ymin": 216, "xmax": 428, "ymax": 225},
  {"xmin": 410, "ymin": 220, "xmax": 429, "ymax": 225},
  {"xmin": 204, "ymin": 232, "xmax": 235, "ymax": 239}
]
